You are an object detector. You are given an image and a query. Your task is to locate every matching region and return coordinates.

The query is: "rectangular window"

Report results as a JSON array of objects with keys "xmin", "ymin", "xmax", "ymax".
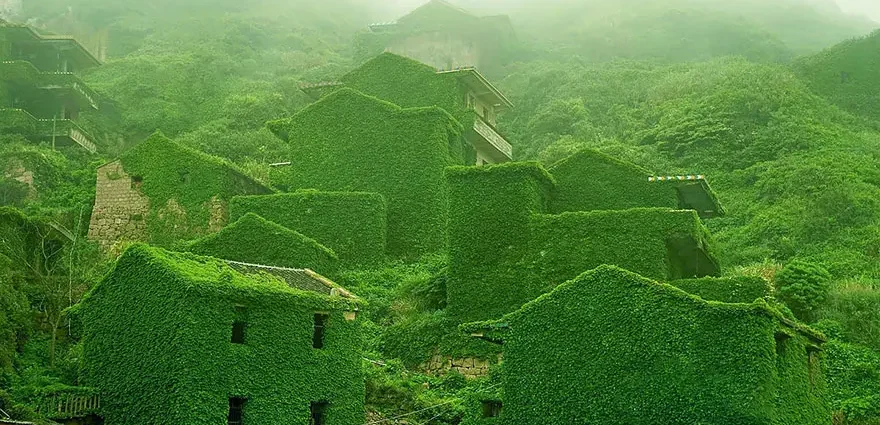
[
  {"xmin": 313, "ymin": 313, "xmax": 329, "ymax": 349},
  {"xmin": 481, "ymin": 400, "xmax": 502, "ymax": 418},
  {"xmin": 232, "ymin": 306, "xmax": 247, "ymax": 344},
  {"xmin": 807, "ymin": 347, "xmax": 820, "ymax": 392},
  {"xmin": 227, "ymin": 397, "xmax": 246, "ymax": 425},
  {"xmin": 310, "ymin": 401, "xmax": 328, "ymax": 425}
]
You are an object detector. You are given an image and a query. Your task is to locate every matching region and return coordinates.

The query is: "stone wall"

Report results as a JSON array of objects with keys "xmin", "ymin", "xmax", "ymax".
[
  {"xmin": 87, "ymin": 160, "xmax": 149, "ymax": 251},
  {"xmin": 4, "ymin": 163, "xmax": 36, "ymax": 199},
  {"xmin": 420, "ymin": 352, "xmax": 501, "ymax": 379}
]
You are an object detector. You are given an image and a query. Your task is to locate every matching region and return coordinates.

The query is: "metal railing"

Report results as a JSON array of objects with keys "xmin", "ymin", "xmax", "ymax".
[
  {"xmin": 35, "ymin": 390, "xmax": 100, "ymax": 420},
  {"xmin": 473, "ymin": 114, "xmax": 513, "ymax": 159}
]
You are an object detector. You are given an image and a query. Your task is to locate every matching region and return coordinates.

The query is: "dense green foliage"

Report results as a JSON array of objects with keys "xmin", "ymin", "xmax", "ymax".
[
  {"xmin": 670, "ymin": 276, "xmax": 771, "ymax": 304},
  {"xmin": 78, "ymin": 245, "xmax": 365, "ymax": 425},
  {"xmin": 118, "ymin": 133, "xmax": 273, "ymax": 246},
  {"xmin": 548, "ymin": 149, "xmax": 679, "ymax": 213},
  {"xmin": 230, "ymin": 191, "xmax": 388, "ymax": 266},
  {"xmin": 269, "ymin": 88, "xmax": 464, "ymax": 259},
  {"xmin": 185, "ymin": 213, "xmax": 338, "ymax": 274},
  {"xmin": 446, "ymin": 162, "xmax": 554, "ymax": 321},
  {"xmin": 2, "ymin": 0, "xmax": 879, "ymax": 422},
  {"xmin": 775, "ymin": 260, "xmax": 834, "ymax": 323},
  {"xmin": 796, "ymin": 30, "xmax": 880, "ymax": 124},
  {"xmin": 469, "ymin": 265, "xmax": 828, "ymax": 425}
]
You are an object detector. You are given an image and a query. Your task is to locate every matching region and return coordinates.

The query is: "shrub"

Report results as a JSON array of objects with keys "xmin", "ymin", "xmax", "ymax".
[{"xmin": 775, "ymin": 260, "xmax": 833, "ymax": 322}]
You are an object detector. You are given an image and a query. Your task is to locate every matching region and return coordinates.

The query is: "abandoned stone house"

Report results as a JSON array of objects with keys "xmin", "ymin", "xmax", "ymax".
[
  {"xmin": 464, "ymin": 266, "xmax": 829, "ymax": 425},
  {"xmin": 0, "ymin": 20, "xmax": 101, "ymax": 153},
  {"xmin": 302, "ymin": 52, "xmax": 514, "ymax": 165},
  {"xmin": 77, "ymin": 244, "xmax": 365, "ymax": 425},
  {"xmin": 360, "ymin": 0, "xmax": 518, "ymax": 77},
  {"xmin": 445, "ymin": 149, "xmax": 725, "ymax": 322},
  {"xmin": 87, "ymin": 133, "xmax": 273, "ymax": 251}
]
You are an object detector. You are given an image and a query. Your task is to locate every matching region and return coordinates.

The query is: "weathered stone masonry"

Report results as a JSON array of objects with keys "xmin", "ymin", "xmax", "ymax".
[{"xmin": 87, "ymin": 160, "xmax": 149, "ymax": 251}]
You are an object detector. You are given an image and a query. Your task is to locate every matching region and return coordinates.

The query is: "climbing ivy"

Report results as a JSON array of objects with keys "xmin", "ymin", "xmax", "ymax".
[
  {"xmin": 77, "ymin": 245, "xmax": 365, "ymax": 425},
  {"xmin": 185, "ymin": 213, "xmax": 338, "ymax": 274},
  {"xmin": 268, "ymin": 88, "xmax": 464, "ymax": 260},
  {"xmin": 670, "ymin": 275, "xmax": 771, "ymax": 304},
  {"xmin": 463, "ymin": 266, "xmax": 829, "ymax": 425},
  {"xmin": 230, "ymin": 190, "xmax": 388, "ymax": 267}
]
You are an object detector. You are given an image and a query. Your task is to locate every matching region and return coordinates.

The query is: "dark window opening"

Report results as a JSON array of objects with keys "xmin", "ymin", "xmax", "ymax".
[
  {"xmin": 807, "ymin": 347, "xmax": 820, "ymax": 392},
  {"xmin": 179, "ymin": 170, "xmax": 191, "ymax": 184},
  {"xmin": 481, "ymin": 400, "xmax": 502, "ymax": 418},
  {"xmin": 775, "ymin": 333, "xmax": 790, "ymax": 357},
  {"xmin": 227, "ymin": 397, "xmax": 246, "ymax": 425},
  {"xmin": 313, "ymin": 313, "xmax": 329, "ymax": 349},
  {"xmin": 130, "ymin": 176, "xmax": 143, "ymax": 190},
  {"xmin": 666, "ymin": 236, "xmax": 719, "ymax": 279},
  {"xmin": 232, "ymin": 306, "xmax": 247, "ymax": 344},
  {"xmin": 310, "ymin": 401, "xmax": 328, "ymax": 425},
  {"xmin": 232, "ymin": 321, "xmax": 246, "ymax": 344}
]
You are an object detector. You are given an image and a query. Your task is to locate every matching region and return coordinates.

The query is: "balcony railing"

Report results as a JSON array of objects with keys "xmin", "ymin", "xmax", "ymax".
[
  {"xmin": 34, "ymin": 387, "xmax": 100, "ymax": 420},
  {"xmin": 37, "ymin": 118, "xmax": 98, "ymax": 153},
  {"xmin": 1, "ymin": 61, "xmax": 99, "ymax": 110},
  {"xmin": 473, "ymin": 115, "xmax": 513, "ymax": 160}
]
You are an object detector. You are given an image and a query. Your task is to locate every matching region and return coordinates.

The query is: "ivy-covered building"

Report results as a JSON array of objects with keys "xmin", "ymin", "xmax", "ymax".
[
  {"xmin": 302, "ymin": 53, "xmax": 514, "ymax": 164},
  {"xmin": 77, "ymin": 245, "xmax": 365, "ymax": 425},
  {"xmin": 87, "ymin": 133, "xmax": 273, "ymax": 250},
  {"xmin": 268, "ymin": 87, "xmax": 463, "ymax": 260},
  {"xmin": 464, "ymin": 266, "xmax": 829, "ymax": 425},
  {"xmin": 446, "ymin": 150, "xmax": 725, "ymax": 322},
  {"xmin": 185, "ymin": 212, "xmax": 339, "ymax": 275},
  {"xmin": 357, "ymin": 0, "xmax": 518, "ymax": 77},
  {"xmin": 0, "ymin": 20, "xmax": 101, "ymax": 153}
]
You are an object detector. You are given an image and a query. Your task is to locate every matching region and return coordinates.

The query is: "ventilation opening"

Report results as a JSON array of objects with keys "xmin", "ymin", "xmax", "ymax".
[
  {"xmin": 313, "ymin": 313, "xmax": 329, "ymax": 349},
  {"xmin": 232, "ymin": 306, "xmax": 247, "ymax": 344},
  {"xmin": 310, "ymin": 401, "xmax": 328, "ymax": 425},
  {"xmin": 481, "ymin": 400, "xmax": 502, "ymax": 418},
  {"xmin": 130, "ymin": 175, "xmax": 143, "ymax": 190},
  {"xmin": 227, "ymin": 397, "xmax": 246, "ymax": 425}
]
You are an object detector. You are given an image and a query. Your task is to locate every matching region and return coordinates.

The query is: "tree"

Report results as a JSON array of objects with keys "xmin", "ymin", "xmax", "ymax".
[{"xmin": 774, "ymin": 260, "xmax": 833, "ymax": 323}]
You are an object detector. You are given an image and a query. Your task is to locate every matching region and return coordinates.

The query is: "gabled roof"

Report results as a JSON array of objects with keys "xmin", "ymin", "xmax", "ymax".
[
  {"xmin": 397, "ymin": 0, "xmax": 477, "ymax": 25},
  {"xmin": 462, "ymin": 265, "xmax": 824, "ymax": 344},
  {"xmin": 116, "ymin": 132, "xmax": 273, "ymax": 194},
  {"xmin": 0, "ymin": 23, "xmax": 101, "ymax": 69},
  {"xmin": 186, "ymin": 213, "xmax": 338, "ymax": 272},
  {"xmin": 226, "ymin": 261, "xmax": 356, "ymax": 300}
]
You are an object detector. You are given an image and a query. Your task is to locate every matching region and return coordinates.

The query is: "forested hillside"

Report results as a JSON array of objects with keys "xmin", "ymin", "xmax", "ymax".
[{"xmin": 2, "ymin": 0, "xmax": 880, "ymax": 423}]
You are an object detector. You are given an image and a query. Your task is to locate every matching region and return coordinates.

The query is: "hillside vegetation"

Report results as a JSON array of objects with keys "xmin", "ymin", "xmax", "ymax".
[{"xmin": 1, "ymin": 0, "xmax": 880, "ymax": 423}]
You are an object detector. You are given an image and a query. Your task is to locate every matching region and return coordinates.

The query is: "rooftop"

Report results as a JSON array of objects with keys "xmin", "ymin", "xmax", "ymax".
[
  {"xmin": 437, "ymin": 66, "xmax": 514, "ymax": 110},
  {"xmin": 0, "ymin": 23, "xmax": 101, "ymax": 69},
  {"xmin": 225, "ymin": 260, "xmax": 357, "ymax": 299}
]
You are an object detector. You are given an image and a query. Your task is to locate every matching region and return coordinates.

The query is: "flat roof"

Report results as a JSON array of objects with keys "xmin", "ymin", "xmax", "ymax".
[
  {"xmin": 0, "ymin": 24, "xmax": 101, "ymax": 68},
  {"xmin": 437, "ymin": 67, "xmax": 514, "ymax": 110}
]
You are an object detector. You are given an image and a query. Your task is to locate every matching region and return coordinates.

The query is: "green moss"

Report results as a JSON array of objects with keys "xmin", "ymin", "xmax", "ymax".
[
  {"xmin": 230, "ymin": 191, "xmax": 388, "ymax": 267},
  {"xmin": 268, "ymin": 88, "xmax": 465, "ymax": 259},
  {"xmin": 78, "ymin": 244, "xmax": 365, "ymax": 425},
  {"xmin": 468, "ymin": 265, "xmax": 829, "ymax": 425},
  {"xmin": 548, "ymin": 148, "xmax": 679, "ymax": 213},
  {"xmin": 379, "ymin": 311, "xmax": 500, "ymax": 368},
  {"xmin": 118, "ymin": 132, "xmax": 273, "ymax": 246},
  {"xmin": 185, "ymin": 213, "xmax": 338, "ymax": 274},
  {"xmin": 670, "ymin": 276, "xmax": 771, "ymax": 304}
]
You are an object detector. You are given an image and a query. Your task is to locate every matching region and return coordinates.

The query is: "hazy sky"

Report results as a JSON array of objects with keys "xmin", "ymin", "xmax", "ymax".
[{"xmin": 378, "ymin": 0, "xmax": 880, "ymax": 23}]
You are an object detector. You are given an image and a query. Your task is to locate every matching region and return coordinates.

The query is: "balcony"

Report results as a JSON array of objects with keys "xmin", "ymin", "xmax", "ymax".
[
  {"xmin": 37, "ymin": 118, "xmax": 98, "ymax": 153},
  {"xmin": 468, "ymin": 114, "xmax": 513, "ymax": 163},
  {"xmin": 0, "ymin": 61, "xmax": 99, "ymax": 110},
  {"xmin": 33, "ymin": 386, "xmax": 100, "ymax": 420}
]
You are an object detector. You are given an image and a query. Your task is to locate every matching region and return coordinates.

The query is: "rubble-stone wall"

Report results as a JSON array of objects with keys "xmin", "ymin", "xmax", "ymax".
[
  {"xmin": 420, "ymin": 352, "xmax": 501, "ymax": 379},
  {"xmin": 87, "ymin": 160, "xmax": 149, "ymax": 250},
  {"xmin": 4, "ymin": 164, "xmax": 35, "ymax": 197}
]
